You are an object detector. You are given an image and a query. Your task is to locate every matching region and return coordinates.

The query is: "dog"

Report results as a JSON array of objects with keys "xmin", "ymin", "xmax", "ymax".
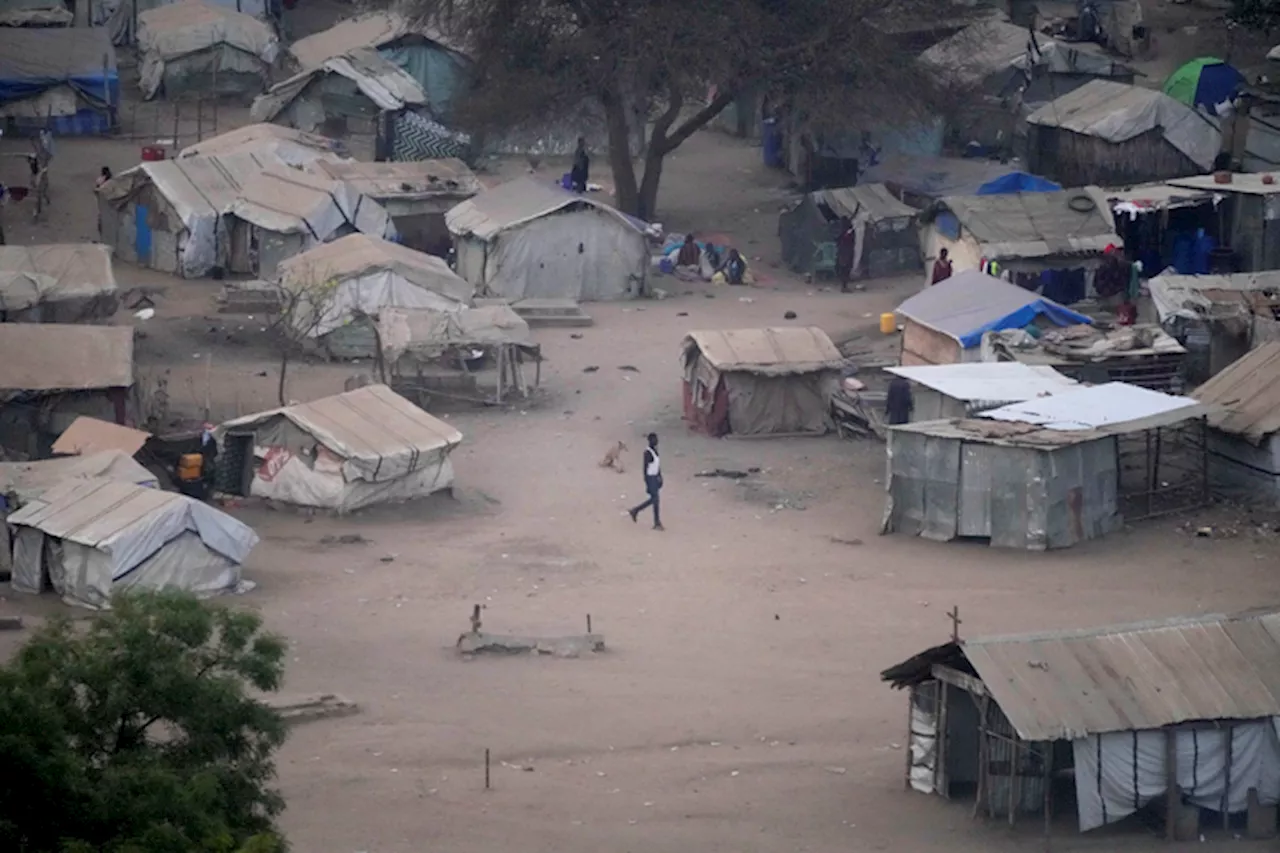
[{"xmin": 599, "ymin": 440, "xmax": 627, "ymax": 474}]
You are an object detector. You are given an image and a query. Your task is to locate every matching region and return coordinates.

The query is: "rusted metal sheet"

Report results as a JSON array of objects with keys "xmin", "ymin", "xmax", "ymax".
[{"xmin": 957, "ymin": 610, "xmax": 1280, "ymax": 741}]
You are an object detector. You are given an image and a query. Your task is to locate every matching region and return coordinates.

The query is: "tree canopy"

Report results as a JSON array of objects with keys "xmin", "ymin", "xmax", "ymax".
[
  {"xmin": 0, "ymin": 592, "xmax": 289, "ymax": 853},
  {"xmin": 422, "ymin": 0, "xmax": 944, "ymax": 218},
  {"xmin": 1231, "ymin": 0, "xmax": 1280, "ymax": 31}
]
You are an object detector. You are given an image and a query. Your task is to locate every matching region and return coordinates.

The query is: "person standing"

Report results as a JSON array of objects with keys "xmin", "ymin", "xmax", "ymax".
[
  {"xmin": 834, "ymin": 216, "xmax": 856, "ymax": 292},
  {"xmin": 930, "ymin": 248, "xmax": 953, "ymax": 285},
  {"xmin": 570, "ymin": 137, "xmax": 589, "ymax": 193},
  {"xmin": 885, "ymin": 376, "xmax": 914, "ymax": 425},
  {"xmin": 628, "ymin": 433, "xmax": 664, "ymax": 530}
]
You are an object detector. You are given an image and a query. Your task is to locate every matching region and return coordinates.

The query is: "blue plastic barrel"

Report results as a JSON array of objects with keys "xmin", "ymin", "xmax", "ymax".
[{"xmin": 762, "ymin": 118, "xmax": 783, "ymax": 169}]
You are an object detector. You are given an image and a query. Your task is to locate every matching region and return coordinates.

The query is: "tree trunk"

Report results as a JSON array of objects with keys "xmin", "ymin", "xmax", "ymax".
[
  {"xmin": 277, "ymin": 349, "xmax": 289, "ymax": 406},
  {"xmin": 600, "ymin": 87, "xmax": 640, "ymax": 216},
  {"xmin": 636, "ymin": 144, "xmax": 665, "ymax": 222}
]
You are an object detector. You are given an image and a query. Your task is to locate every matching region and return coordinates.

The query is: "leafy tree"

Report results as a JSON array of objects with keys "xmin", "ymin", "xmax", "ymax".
[
  {"xmin": 0, "ymin": 591, "xmax": 289, "ymax": 852},
  {"xmin": 1230, "ymin": 0, "xmax": 1280, "ymax": 31},
  {"xmin": 423, "ymin": 0, "xmax": 945, "ymax": 219}
]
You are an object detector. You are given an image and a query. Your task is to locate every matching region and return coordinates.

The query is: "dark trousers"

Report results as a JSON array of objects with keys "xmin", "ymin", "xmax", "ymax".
[{"xmin": 632, "ymin": 479, "xmax": 661, "ymax": 526}]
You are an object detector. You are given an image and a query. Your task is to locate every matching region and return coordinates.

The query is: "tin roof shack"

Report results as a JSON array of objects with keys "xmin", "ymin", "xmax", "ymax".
[
  {"xmin": 1191, "ymin": 342, "xmax": 1280, "ymax": 504},
  {"xmin": 251, "ymin": 48, "xmax": 428, "ymax": 148},
  {"xmin": 1148, "ymin": 270, "xmax": 1280, "ymax": 381},
  {"xmin": 225, "ymin": 166, "xmax": 394, "ymax": 279},
  {"xmin": 137, "ymin": 0, "xmax": 277, "ymax": 101},
  {"xmin": 0, "ymin": 27, "xmax": 118, "ymax": 136},
  {"xmin": 278, "ymin": 232, "xmax": 472, "ymax": 359},
  {"xmin": 314, "ymin": 158, "xmax": 479, "ymax": 257},
  {"xmin": 917, "ymin": 187, "xmax": 1120, "ymax": 301},
  {"xmin": 9, "ymin": 478, "xmax": 257, "ymax": 609},
  {"xmin": 447, "ymin": 177, "xmax": 649, "ymax": 302},
  {"xmin": 882, "ymin": 383, "xmax": 1211, "ymax": 549},
  {"xmin": 0, "ymin": 324, "xmax": 134, "ymax": 460},
  {"xmin": 883, "ymin": 363, "xmax": 1079, "ymax": 422},
  {"xmin": 1166, "ymin": 174, "xmax": 1280, "ymax": 275},
  {"xmin": 895, "ymin": 270, "xmax": 1092, "ymax": 366},
  {"xmin": 378, "ymin": 304, "xmax": 541, "ymax": 406},
  {"xmin": 1025, "ymin": 80, "xmax": 1221, "ymax": 187},
  {"xmin": 1107, "ymin": 182, "xmax": 1222, "ymax": 279},
  {"xmin": 287, "ymin": 11, "xmax": 470, "ymax": 120},
  {"xmin": 215, "ymin": 384, "xmax": 463, "ymax": 512},
  {"xmin": 881, "ymin": 608, "xmax": 1280, "ymax": 838},
  {"xmin": 0, "ymin": 244, "xmax": 118, "ymax": 323},
  {"xmin": 681, "ymin": 327, "xmax": 845, "ymax": 437},
  {"xmin": 981, "ymin": 323, "xmax": 1188, "ymax": 392},
  {"xmin": 778, "ymin": 184, "xmax": 920, "ymax": 279}
]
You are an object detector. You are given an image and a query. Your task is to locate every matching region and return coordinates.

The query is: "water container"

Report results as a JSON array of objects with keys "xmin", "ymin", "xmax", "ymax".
[
  {"xmin": 141, "ymin": 145, "xmax": 166, "ymax": 161},
  {"xmin": 762, "ymin": 118, "xmax": 783, "ymax": 169},
  {"xmin": 177, "ymin": 453, "xmax": 203, "ymax": 482},
  {"xmin": 879, "ymin": 313, "xmax": 896, "ymax": 335}
]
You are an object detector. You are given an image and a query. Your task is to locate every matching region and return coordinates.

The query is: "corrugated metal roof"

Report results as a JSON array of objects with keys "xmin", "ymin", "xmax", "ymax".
[
  {"xmin": 815, "ymin": 183, "xmax": 915, "ymax": 222},
  {"xmin": 1170, "ymin": 173, "xmax": 1280, "ymax": 196},
  {"xmin": 1107, "ymin": 181, "xmax": 1215, "ymax": 210},
  {"xmin": 979, "ymin": 382, "xmax": 1210, "ymax": 433},
  {"xmin": 964, "ymin": 609, "xmax": 1280, "ymax": 740},
  {"xmin": 888, "ymin": 417, "xmax": 1108, "ymax": 448},
  {"xmin": 885, "ymin": 363, "xmax": 1079, "ymax": 402},
  {"xmin": 313, "ymin": 158, "xmax": 479, "ymax": 200},
  {"xmin": 220, "ymin": 384, "xmax": 463, "ymax": 466},
  {"xmin": 445, "ymin": 176, "xmax": 642, "ymax": 241},
  {"xmin": 1192, "ymin": 341, "xmax": 1280, "ymax": 443},
  {"xmin": 932, "ymin": 187, "xmax": 1120, "ymax": 259},
  {"xmin": 277, "ymin": 232, "xmax": 472, "ymax": 303},
  {"xmin": 289, "ymin": 10, "xmax": 465, "ymax": 69},
  {"xmin": 0, "ymin": 323, "xmax": 133, "ymax": 391},
  {"xmin": 682, "ymin": 327, "xmax": 845, "ymax": 375}
]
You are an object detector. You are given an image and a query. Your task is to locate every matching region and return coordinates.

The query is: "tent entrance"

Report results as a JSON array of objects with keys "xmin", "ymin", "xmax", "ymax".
[{"xmin": 218, "ymin": 432, "xmax": 255, "ymax": 496}]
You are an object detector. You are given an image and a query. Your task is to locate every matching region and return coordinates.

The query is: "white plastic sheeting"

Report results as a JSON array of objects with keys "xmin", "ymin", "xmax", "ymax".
[
  {"xmin": 137, "ymin": 0, "xmax": 277, "ymax": 99},
  {"xmin": 243, "ymin": 443, "xmax": 455, "ymax": 512},
  {"xmin": 250, "ymin": 47, "xmax": 427, "ymax": 125},
  {"xmin": 1073, "ymin": 720, "xmax": 1280, "ymax": 832},
  {"xmin": 228, "ymin": 167, "xmax": 393, "ymax": 246}
]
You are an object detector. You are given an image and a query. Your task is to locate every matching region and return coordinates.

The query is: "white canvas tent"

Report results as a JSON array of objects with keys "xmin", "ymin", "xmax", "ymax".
[
  {"xmin": 8, "ymin": 477, "xmax": 257, "ymax": 609},
  {"xmin": 0, "ymin": 244, "xmax": 119, "ymax": 323},
  {"xmin": 137, "ymin": 0, "xmax": 277, "ymax": 100},
  {"xmin": 215, "ymin": 384, "xmax": 463, "ymax": 511},
  {"xmin": 278, "ymin": 232, "xmax": 472, "ymax": 345},
  {"xmin": 446, "ymin": 176, "xmax": 649, "ymax": 301}
]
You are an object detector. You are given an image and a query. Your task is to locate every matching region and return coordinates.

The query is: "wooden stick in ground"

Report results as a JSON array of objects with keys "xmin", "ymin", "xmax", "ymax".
[{"xmin": 485, "ymin": 748, "xmax": 490, "ymax": 790}]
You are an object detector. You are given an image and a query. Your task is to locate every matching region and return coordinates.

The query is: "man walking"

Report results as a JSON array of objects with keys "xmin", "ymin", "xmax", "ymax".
[
  {"xmin": 835, "ymin": 216, "xmax": 856, "ymax": 292},
  {"xmin": 628, "ymin": 433, "xmax": 663, "ymax": 530}
]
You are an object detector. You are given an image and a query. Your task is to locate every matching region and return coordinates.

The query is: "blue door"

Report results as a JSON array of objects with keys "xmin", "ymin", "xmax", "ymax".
[{"xmin": 135, "ymin": 204, "xmax": 151, "ymax": 263}]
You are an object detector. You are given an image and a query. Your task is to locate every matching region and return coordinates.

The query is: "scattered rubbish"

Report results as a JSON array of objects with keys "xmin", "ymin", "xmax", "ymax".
[
  {"xmin": 677, "ymin": 311, "xmax": 688, "ymax": 317},
  {"xmin": 583, "ymin": 365, "xmax": 600, "ymax": 373},
  {"xmin": 379, "ymin": 554, "xmax": 396, "ymax": 563},
  {"xmin": 617, "ymin": 365, "xmax": 640, "ymax": 372},
  {"xmin": 268, "ymin": 693, "xmax": 359, "ymax": 725},
  {"xmin": 783, "ymin": 311, "xmax": 797, "ymax": 320},
  {"xmin": 695, "ymin": 468, "xmax": 760, "ymax": 479},
  {"xmin": 738, "ymin": 297, "xmax": 754, "ymax": 303},
  {"xmin": 704, "ymin": 293, "xmax": 715, "ymax": 299},
  {"xmin": 1195, "ymin": 527, "xmax": 1214, "ymax": 538},
  {"xmin": 0, "ymin": 617, "xmax": 23, "ymax": 631},
  {"xmin": 829, "ymin": 536, "xmax": 863, "ymax": 546},
  {"xmin": 133, "ymin": 307, "xmax": 155, "ymax": 321},
  {"xmin": 570, "ymin": 333, "xmax": 583, "ymax": 339},
  {"xmin": 320, "ymin": 533, "xmax": 369, "ymax": 546},
  {"xmin": 825, "ymin": 766, "xmax": 847, "ymax": 775}
]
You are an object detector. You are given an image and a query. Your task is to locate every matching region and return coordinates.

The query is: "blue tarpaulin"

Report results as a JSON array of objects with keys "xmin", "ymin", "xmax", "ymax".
[
  {"xmin": 0, "ymin": 27, "xmax": 118, "ymax": 135},
  {"xmin": 976, "ymin": 172, "xmax": 1061, "ymax": 195}
]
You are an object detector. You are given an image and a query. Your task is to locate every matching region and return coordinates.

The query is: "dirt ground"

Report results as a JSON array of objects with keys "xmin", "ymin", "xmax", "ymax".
[{"xmin": 2, "ymin": 15, "xmax": 1280, "ymax": 850}]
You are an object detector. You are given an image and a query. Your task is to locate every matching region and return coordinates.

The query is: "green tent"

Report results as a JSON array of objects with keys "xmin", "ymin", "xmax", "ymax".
[{"xmin": 1163, "ymin": 57, "xmax": 1244, "ymax": 109}]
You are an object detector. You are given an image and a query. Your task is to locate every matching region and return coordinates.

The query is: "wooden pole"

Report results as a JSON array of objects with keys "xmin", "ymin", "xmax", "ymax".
[
  {"xmin": 903, "ymin": 687, "xmax": 916, "ymax": 791},
  {"xmin": 484, "ymin": 748, "xmax": 490, "ymax": 790},
  {"xmin": 1042, "ymin": 742, "xmax": 1053, "ymax": 848},
  {"xmin": 586, "ymin": 614, "xmax": 592, "ymax": 633},
  {"xmin": 1165, "ymin": 728, "xmax": 1178, "ymax": 841},
  {"xmin": 172, "ymin": 102, "xmax": 180, "ymax": 153},
  {"xmin": 1008, "ymin": 739, "xmax": 1019, "ymax": 827},
  {"xmin": 1223, "ymin": 726, "xmax": 1233, "ymax": 832},
  {"xmin": 973, "ymin": 697, "xmax": 989, "ymax": 819}
]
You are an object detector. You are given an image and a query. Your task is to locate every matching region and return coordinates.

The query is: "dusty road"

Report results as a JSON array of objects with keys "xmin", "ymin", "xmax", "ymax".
[{"xmin": 2, "ymin": 104, "xmax": 1280, "ymax": 853}]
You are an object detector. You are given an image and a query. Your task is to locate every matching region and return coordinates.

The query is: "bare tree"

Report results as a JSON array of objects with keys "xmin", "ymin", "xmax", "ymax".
[
  {"xmin": 417, "ymin": 0, "xmax": 950, "ymax": 219},
  {"xmin": 266, "ymin": 268, "xmax": 339, "ymax": 406}
]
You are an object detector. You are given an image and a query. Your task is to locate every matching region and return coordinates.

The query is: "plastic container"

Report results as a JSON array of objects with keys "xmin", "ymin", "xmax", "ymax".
[
  {"xmin": 177, "ymin": 453, "xmax": 203, "ymax": 482},
  {"xmin": 141, "ymin": 145, "xmax": 166, "ymax": 161},
  {"xmin": 880, "ymin": 313, "xmax": 896, "ymax": 335}
]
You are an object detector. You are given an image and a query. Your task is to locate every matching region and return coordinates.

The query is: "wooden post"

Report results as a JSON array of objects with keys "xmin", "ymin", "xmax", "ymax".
[
  {"xmin": 484, "ymin": 748, "xmax": 490, "ymax": 790},
  {"xmin": 1223, "ymin": 726, "xmax": 1234, "ymax": 831},
  {"xmin": 172, "ymin": 102, "xmax": 180, "ymax": 152},
  {"xmin": 586, "ymin": 614, "xmax": 592, "ymax": 633},
  {"xmin": 973, "ymin": 697, "xmax": 989, "ymax": 819},
  {"xmin": 948, "ymin": 606, "xmax": 962, "ymax": 643},
  {"xmin": 1008, "ymin": 740, "xmax": 1019, "ymax": 827},
  {"xmin": 1042, "ymin": 742, "xmax": 1053, "ymax": 847},
  {"xmin": 1165, "ymin": 728, "xmax": 1178, "ymax": 841},
  {"xmin": 1200, "ymin": 419, "xmax": 1211, "ymax": 504},
  {"xmin": 494, "ymin": 345, "xmax": 505, "ymax": 404},
  {"xmin": 1144, "ymin": 429, "xmax": 1154, "ymax": 517},
  {"xmin": 903, "ymin": 687, "xmax": 915, "ymax": 791}
]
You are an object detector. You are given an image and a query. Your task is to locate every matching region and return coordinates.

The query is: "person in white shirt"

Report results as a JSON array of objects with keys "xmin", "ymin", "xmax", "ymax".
[{"xmin": 628, "ymin": 432, "xmax": 663, "ymax": 530}]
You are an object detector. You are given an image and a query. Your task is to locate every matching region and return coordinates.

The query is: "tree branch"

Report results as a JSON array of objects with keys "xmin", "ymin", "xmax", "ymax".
[{"xmin": 656, "ymin": 87, "xmax": 741, "ymax": 155}]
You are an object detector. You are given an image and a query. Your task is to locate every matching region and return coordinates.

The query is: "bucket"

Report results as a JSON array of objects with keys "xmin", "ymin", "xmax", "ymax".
[
  {"xmin": 880, "ymin": 313, "xmax": 897, "ymax": 335},
  {"xmin": 177, "ymin": 453, "xmax": 203, "ymax": 482},
  {"xmin": 141, "ymin": 145, "xmax": 166, "ymax": 161}
]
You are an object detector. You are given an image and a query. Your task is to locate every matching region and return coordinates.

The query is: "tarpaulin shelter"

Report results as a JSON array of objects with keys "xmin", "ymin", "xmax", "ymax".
[
  {"xmin": 177, "ymin": 122, "xmax": 346, "ymax": 161},
  {"xmin": 777, "ymin": 183, "xmax": 920, "ymax": 279},
  {"xmin": 1164, "ymin": 57, "xmax": 1245, "ymax": 111},
  {"xmin": 917, "ymin": 187, "xmax": 1120, "ymax": 300},
  {"xmin": 681, "ymin": 327, "xmax": 846, "ymax": 437},
  {"xmin": 881, "ymin": 607, "xmax": 1280, "ymax": 837},
  {"xmin": 215, "ymin": 384, "xmax": 463, "ymax": 511},
  {"xmin": 858, "ymin": 154, "xmax": 1058, "ymax": 207},
  {"xmin": 0, "ymin": 244, "xmax": 119, "ymax": 323},
  {"xmin": 137, "ymin": 0, "xmax": 278, "ymax": 101},
  {"xmin": 896, "ymin": 270, "xmax": 1091, "ymax": 366},
  {"xmin": 0, "ymin": 27, "xmax": 118, "ymax": 136},
  {"xmin": 105, "ymin": 0, "xmax": 272, "ymax": 46},
  {"xmin": 225, "ymin": 166, "xmax": 394, "ymax": 279},
  {"xmin": 0, "ymin": 0, "xmax": 69, "ymax": 25},
  {"xmin": 1025, "ymin": 80, "xmax": 1222, "ymax": 186},
  {"xmin": 288, "ymin": 10, "xmax": 470, "ymax": 119},
  {"xmin": 447, "ymin": 177, "xmax": 649, "ymax": 302},
  {"xmin": 975, "ymin": 172, "xmax": 1060, "ymax": 195},
  {"xmin": 277, "ymin": 232, "xmax": 471, "ymax": 357},
  {"xmin": 9, "ymin": 477, "xmax": 257, "ymax": 609}
]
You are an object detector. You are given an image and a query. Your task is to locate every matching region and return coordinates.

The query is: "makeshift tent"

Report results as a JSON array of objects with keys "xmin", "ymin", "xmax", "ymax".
[
  {"xmin": 1192, "ymin": 342, "xmax": 1280, "ymax": 503},
  {"xmin": 0, "ymin": 452, "xmax": 157, "ymax": 506},
  {"xmin": 975, "ymin": 172, "xmax": 1060, "ymax": 195},
  {"xmin": 0, "ymin": 244, "xmax": 119, "ymax": 323},
  {"xmin": 858, "ymin": 154, "xmax": 1058, "ymax": 206},
  {"xmin": 8, "ymin": 477, "xmax": 257, "ymax": 609},
  {"xmin": 777, "ymin": 184, "xmax": 920, "ymax": 278},
  {"xmin": 0, "ymin": 0, "xmax": 70, "ymax": 24},
  {"xmin": 1163, "ymin": 57, "xmax": 1244, "ymax": 111},
  {"xmin": 447, "ymin": 177, "xmax": 649, "ymax": 301},
  {"xmin": 287, "ymin": 11, "xmax": 470, "ymax": 118},
  {"xmin": 177, "ymin": 123, "xmax": 346, "ymax": 162},
  {"xmin": 105, "ymin": 0, "xmax": 272, "ymax": 45},
  {"xmin": 896, "ymin": 269, "xmax": 1091, "ymax": 365},
  {"xmin": 0, "ymin": 28, "xmax": 118, "ymax": 136},
  {"xmin": 251, "ymin": 48, "xmax": 428, "ymax": 136},
  {"xmin": 214, "ymin": 384, "xmax": 463, "ymax": 511},
  {"xmin": 226, "ymin": 167, "xmax": 394, "ymax": 279},
  {"xmin": 278, "ymin": 233, "xmax": 472, "ymax": 356},
  {"xmin": 681, "ymin": 327, "xmax": 845, "ymax": 437},
  {"xmin": 137, "ymin": 0, "xmax": 278, "ymax": 101},
  {"xmin": 1025, "ymin": 80, "xmax": 1221, "ymax": 186}
]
